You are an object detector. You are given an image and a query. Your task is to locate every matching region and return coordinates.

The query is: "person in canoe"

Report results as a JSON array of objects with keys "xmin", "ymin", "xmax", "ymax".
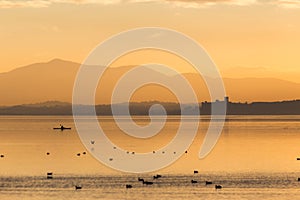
[{"xmin": 53, "ymin": 124, "xmax": 71, "ymax": 130}]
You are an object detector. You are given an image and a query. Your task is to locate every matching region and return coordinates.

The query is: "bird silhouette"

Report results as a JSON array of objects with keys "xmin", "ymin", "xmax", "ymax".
[
  {"xmin": 138, "ymin": 177, "xmax": 144, "ymax": 182},
  {"xmin": 142, "ymin": 180, "xmax": 153, "ymax": 185},
  {"xmin": 153, "ymin": 174, "xmax": 162, "ymax": 179},
  {"xmin": 215, "ymin": 185, "xmax": 222, "ymax": 189},
  {"xmin": 191, "ymin": 180, "xmax": 197, "ymax": 184},
  {"xmin": 205, "ymin": 181, "xmax": 213, "ymax": 185},
  {"xmin": 75, "ymin": 185, "xmax": 82, "ymax": 190}
]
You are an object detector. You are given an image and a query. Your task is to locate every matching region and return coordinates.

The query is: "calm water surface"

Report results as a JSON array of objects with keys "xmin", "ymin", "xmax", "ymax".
[{"xmin": 0, "ymin": 115, "xmax": 300, "ymax": 200}]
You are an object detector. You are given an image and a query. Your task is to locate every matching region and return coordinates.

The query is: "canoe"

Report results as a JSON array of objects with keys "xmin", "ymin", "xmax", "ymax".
[{"xmin": 53, "ymin": 127, "xmax": 71, "ymax": 130}]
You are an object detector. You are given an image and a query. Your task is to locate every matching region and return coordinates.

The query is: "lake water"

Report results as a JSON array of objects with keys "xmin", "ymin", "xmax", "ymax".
[{"xmin": 0, "ymin": 115, "xmax": 300, "ymax": 199}]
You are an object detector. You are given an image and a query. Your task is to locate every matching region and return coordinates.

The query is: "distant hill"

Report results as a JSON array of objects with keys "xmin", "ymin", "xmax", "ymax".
[
  {"xmin": 0, "ymin": 100, "xmax": 299, "ymax": 115},
  {"xmin": 21, "ymin": 101, "xmax": 71, "ymax": 107},
  {"xmin": 0, "ymin": 101, "xmax": 182, "ymax": 115},
  {"xmin": 0, "ymin": 59, "xmax": 300, "ymax": 106}
]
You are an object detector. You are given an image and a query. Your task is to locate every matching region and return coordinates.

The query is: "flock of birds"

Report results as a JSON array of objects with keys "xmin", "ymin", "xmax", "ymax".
[
  {"xmin": 1, "ymin": 125, "xmax": 226, "ymax": 191},
  {"xmin": 46, "ymin": 170, "xmax": 223, "ymax": 191},
  {"xmin": 44, "ymin": 149, "xmax": 223, "ymax": 191},
  {"xmin": 51, "ymin": 126, "xmax": 224, "ymax": 190}
]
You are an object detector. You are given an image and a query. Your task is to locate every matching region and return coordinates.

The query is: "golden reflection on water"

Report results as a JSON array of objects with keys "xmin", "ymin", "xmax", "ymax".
[{"xmin": 0, "ymin": 116, "xmax": 300, "ymax": 176}]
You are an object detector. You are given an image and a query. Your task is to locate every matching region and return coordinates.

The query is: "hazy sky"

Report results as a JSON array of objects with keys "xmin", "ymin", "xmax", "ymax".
[{"xmin": 0, "ymin": 0, "xmax": 300, "ymax": 82}]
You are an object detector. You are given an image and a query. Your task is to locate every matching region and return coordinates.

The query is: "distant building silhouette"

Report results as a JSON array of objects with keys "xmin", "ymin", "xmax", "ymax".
[
  {"xmin": 201, "ymin": 96, "xmax": 228, "ymax": 115},
  {"xmin": 200, "ymin": 97, "xmax": 300, "ymax": 115}
]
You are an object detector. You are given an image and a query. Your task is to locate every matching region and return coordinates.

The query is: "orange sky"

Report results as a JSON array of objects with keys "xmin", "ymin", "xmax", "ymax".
[{"xmin": 0, "ymin": 0, "xmax": 300, "ymax": 82}]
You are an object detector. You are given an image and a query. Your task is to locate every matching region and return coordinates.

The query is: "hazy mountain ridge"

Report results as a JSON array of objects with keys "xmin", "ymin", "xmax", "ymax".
[{"xmin": 0, "ymin": 59, "xmax": 300, "ymax": 106}]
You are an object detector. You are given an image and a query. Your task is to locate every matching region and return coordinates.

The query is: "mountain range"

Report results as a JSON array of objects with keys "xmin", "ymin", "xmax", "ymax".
[{"xmin": 0, "ymin": 59, "xmax": 299, "ymax": 106}]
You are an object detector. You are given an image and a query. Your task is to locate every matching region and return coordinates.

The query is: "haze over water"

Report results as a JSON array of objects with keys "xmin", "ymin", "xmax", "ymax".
[{"xmin": 1, "ymin": 115, "xmax": 300, "ymax": 200}]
